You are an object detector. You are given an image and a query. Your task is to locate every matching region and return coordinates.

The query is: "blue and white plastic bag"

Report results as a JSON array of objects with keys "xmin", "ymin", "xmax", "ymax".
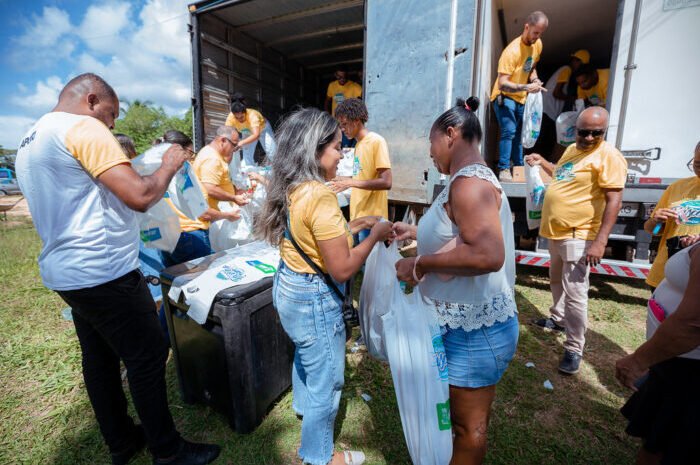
[
  {"xmin": 521, "ymin": 92, "xmax": 543, "ymax": 149},
  {"xmin": 382, "ymin": 285, "xmax": 452, "ymax": 465},
  {"xmin": 525, "ymin": 163, "xmax": 546, "ymax": 230}
]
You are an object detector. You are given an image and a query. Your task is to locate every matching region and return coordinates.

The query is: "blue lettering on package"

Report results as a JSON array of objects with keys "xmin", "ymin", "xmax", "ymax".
[
  {"xmin": 178, "ymin": 163, "xmax": 194, "ymax": 193},
  {"xmin": 140, "ymin": 227, "xmax": 162, "ymax": 242},
  {"xmin": 216, "ymin": 265, "xmax": 246, "ymax": 282},
  {"xmin": 431, "ymin": 331, "xmax": 449, "ymax": 381}
]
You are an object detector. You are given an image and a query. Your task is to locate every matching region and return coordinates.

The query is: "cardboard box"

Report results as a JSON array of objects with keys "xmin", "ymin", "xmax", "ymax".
[{"xmin": 511, "ymin": 165, "xmax": 552, "ymax": 184}]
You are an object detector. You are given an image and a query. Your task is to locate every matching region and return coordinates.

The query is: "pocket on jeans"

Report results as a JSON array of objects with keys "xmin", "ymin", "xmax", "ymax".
[
  {"xmin": 275, "ymin": 287, "xmax": 318, "ymax": 348},
  {"xmin": 488, "ymin": 318, "xmax": 519, "ymax": 373}
]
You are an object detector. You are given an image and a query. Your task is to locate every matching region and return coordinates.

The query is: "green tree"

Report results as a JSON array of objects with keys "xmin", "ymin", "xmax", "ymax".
[{"xmin": 114, "ymin": 100, "xmax": 193, "ymax": 154}]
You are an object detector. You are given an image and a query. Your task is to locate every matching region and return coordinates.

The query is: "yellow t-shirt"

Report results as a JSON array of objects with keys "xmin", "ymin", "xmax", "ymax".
[
  {"xmin": 192, "ymin": 145, "xmax": 236, "ymax": 211},
  {"xmin": 350, "ymin": 132, "xmax": 391, "ymax": 220},
  {"xmin": 577, "ymin": 69, "xmax": 609, "ymax": 106},
  {"xmin": 490, "ymin": 37, "xmax": 543, "ymax": 104},
  {"xmin": 540, "ymin": 141, "xmax": 628, "ymax": 241},
  {"xmin": 326, "ymin": 80, "xmax": 363, "ymax": 116},
  {"xmin": 646, "ymin": 176, "xmax": 700, "ymax": 287},
  {"xmin": 165, "ymin": 171, "xmax": 210, "ymax": 232},
  {"xmin": 281, "ymin": 181, "xmax": 354, "ymax": 274},
  {"xmin": 225, "ymin": 109, "xmax": 266, "ymax": 139},
  {"xmin": 557, "ymin": 66, "xmax": 572, "ymax": 84}
]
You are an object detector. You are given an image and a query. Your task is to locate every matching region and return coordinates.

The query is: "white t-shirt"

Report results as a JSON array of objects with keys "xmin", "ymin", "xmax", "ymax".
[
  {"xmin": 542, "ymin": 65, "xmax": 569, "ymax": 120},
  {"xmin": 15, "ymin": 112, "xmax": 139, "ymax": 291}
]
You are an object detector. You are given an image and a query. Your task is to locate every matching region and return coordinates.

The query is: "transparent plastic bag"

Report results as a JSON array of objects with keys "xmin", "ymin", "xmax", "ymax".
[
  {"xmin": 555, "ymin": 99, "xmax": 585, "ymax": 146},
  {"xmin": 521, "ymin": 92, "xmax": 543, "ymax": 149},
  {"xmin": 137, "ymin": 199, "xmax": 181, "ymax": 253},
  {"xmin": 525, "ymin": 164, "xmax": 546, "ymax": 230},
  {"xmin": 359, "ymin": 242, "xmax": 402, "ymax": 360},
  {"xmin": 208, "ymin": 202, "xmax": 254, "ymax": 252},
  {"xmin": 382, "ymin": 286, "xmax": 452, "ymax": 465}
]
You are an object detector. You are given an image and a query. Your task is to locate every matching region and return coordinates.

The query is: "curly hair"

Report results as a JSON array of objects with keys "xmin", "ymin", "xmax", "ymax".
[{"xmin": 334, "ymin": 98, "xmax": 368, "ymax": 123}]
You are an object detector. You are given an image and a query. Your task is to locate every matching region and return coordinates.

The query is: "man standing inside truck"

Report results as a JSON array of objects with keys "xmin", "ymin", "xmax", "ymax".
[
  {"xmin": 525, "ymin": 107, "xmax": 627, "ymax": 375},
  {"xmin": 15, "ymin": 73, "xmax": 221, "ymax": 465},
  {"xmin": 325, "ymin": 64, "xmax": 363, "ymax": 147},
  {"xmin": 330, "ymin": 98, "xmax": 392, "ymax": 241},
  {"xmin": 491, "ymin": 11, "xmax": 548, "ymax": 182}
]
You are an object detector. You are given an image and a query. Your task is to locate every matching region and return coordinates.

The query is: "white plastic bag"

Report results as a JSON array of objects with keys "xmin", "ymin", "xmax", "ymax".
[
  {"xmin": 555, "ymin": 99, "xmax": 585, "ymax": 146},
  {"xmin": 525, "ymin": 164, "xmax": 546, "ymax": 230},
  {"xmin": 137, "ymin": 199, "xmax": 181, "ymax": 253},
  {"xmin": 521, "ymin": 92, "xmax": 543, "ymax": 149},
  {"xmin": 383, "ymin": 286, "xmax": 452, "ymax": 465},
  {"xmin": 131, "ymin": 144, "xmax": 208, "ymax": 221},
  {"xmin": 359, "ymin": 242, "xmax": 402, "ymax": 361},
  {"xmin": 208, "ymin": 202, "xmax": 254, "ymax": 252}
]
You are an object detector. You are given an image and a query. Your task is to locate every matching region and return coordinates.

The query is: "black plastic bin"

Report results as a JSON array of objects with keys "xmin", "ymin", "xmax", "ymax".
[{"xmin": 160, "ymin": 247, "xmax": 294, "ymax": 433}]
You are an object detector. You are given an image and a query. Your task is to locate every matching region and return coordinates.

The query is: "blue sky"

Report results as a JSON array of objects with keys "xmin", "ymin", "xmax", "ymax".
[{"xmin": 0, "ymin": 0, "xmax": 193, "ymax": 148}]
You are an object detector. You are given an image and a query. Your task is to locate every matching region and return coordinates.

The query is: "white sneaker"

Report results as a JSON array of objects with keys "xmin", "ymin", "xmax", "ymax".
[
  {"xmin": 343, "ymin": 451, "xmax": 366, "ymax": 465},
  {"xmin": 498, "ymin": 169, "xmax": 513, "ymax": 182}
]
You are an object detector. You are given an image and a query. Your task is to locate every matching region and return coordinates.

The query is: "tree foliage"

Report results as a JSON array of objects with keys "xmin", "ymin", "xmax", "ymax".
[{"xmin": 114, "ymin": 100, "xmax": 193, "ymax": 154}]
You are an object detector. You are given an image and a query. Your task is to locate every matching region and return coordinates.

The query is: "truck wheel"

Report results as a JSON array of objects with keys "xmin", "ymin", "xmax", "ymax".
[{"xmin": 0, "ymin": 190, "xmax": 7, "ymax": 196}]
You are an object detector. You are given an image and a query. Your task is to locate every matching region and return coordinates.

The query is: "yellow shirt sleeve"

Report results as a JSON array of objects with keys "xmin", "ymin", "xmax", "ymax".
[
  {"xmin": 309, "ymin": 189, "xmax": 349, "ymax": 241},
  {"xmin": 373, "ymin": 137, "xmax": 391, "ymax": 170},
  {"xmin": 497, "ymin": 46, "xmax": 519, "ymax": 76},
  {"xmin": 64, "ymin": 117, "xmax": 130, "ymax": 178},
  {"xmin": 225, "ymin": 113, "xmax": 236, "ymax": 127},
  {"xmin": 248, "ymin": 109, "xmax": 264, "ymax": 129},
  {"xmin": 197, "ymin": 157, "xmax": 225, "ymax": 186},
  {"xmin": 557, "ymin": 66, "xmax": 572, "ymax": 84},
  {"xmin": 597, "ymin": 149, "xmax": 628, "ymax": 189},
  {"xmin": 327, "ymin": 81, "xmax": 337, "ymax": 98}
]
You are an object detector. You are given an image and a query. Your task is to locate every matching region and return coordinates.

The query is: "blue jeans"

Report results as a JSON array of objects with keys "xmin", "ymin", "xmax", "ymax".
[
  {"xmin": 273, "ymin": 262, "xmax": 346, "ymax": 465},
  {"xmin": 492, "ymin": 98, "xmax": 525, "ymax": 170},
  {"xmin": 354, "ymin": 228, "xmax": 371, "ymax": 245},
  {"xmin": 158, "ymin": 229, "xmax": 212, "ymax": 269},
  {"xmin": 138, "ymin": 242, "xmax": 165, "ymax": 302},
  {"xmin": 442, "ymin": 315, "xmax": 519, "ymax": 388}
]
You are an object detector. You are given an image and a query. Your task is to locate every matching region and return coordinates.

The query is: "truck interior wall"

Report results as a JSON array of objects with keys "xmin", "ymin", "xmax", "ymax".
[
  {"xmin": 482, "ymin": 0, "xmax": 619, "ymax": 167},
  {"xmin": 196, "ymin": 12, "xmax": 320, "ymax": 145}
]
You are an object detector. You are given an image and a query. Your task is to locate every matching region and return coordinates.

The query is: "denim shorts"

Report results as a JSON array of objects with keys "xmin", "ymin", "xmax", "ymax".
[{"xmin": 442, "ymin": 315, "xmax": 519, "ymax": 388}]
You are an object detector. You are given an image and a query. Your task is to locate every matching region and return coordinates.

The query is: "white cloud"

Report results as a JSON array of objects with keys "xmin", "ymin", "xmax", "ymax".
[
  {"xmin": 10, "ymin": 6, "xmax": 76, "ymax": 69},
  {"xmin": 0, "ymin": 116, "xmax": 36, "ymax": 149},
  {"xmin": 10, "ymin": 0, "xmax": 193, "ymax": 123},
  {"xmin": 78, "ymin": 2, "xmax": 132, "ymax": 55},
  {"xmin": 10, "ymin": 77, "xmax": 64, "ymax": 116}
]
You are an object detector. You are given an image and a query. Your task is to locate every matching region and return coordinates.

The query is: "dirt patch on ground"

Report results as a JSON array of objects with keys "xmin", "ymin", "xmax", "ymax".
[{"xmin": 0, "ymin": 195, "xmax": 32, "ymax": 228}]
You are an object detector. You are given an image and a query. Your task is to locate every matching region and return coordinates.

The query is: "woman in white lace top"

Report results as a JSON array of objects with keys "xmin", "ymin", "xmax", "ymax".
[{"xmin": 394, "ymin": 96, "xmax": 518, "ymax": 465}]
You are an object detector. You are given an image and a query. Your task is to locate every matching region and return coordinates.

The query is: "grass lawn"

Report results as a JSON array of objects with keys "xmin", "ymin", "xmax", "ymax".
[{"xmin": 0, "ymin": 222, "xmax": 647, "ymax": 464}]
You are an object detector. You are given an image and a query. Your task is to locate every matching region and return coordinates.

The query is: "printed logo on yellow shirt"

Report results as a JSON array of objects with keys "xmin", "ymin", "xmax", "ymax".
[
  {"xmin": 675, "ymin": 199, "xmax": 700, "ymax": 225},
  {"xmin": 334, "ymin": 93, "xmax": 345, "ymax": 104},
  {"xmin": 554, "ymin": 162, "xmax": 576, "ymax": 182},
  {"xmin": 241, "ymin": 128, "xmax": 251, "ymax": 137},
  {"xmin": 523, "ymin": 56, "xmax": 534, "ymax": 73},
  {"xmin": 353, "ymin": 153, "xmax": 362, "ymax": 176},
  {"xmin": 589, "ymin": 94, "xmax": 602, "ymax": 105}
]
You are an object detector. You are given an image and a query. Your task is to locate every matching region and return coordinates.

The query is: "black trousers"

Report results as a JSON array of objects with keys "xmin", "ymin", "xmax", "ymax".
[{"xmin": 58, "ymin": 270, "xmax": 180, "ymax": 457}]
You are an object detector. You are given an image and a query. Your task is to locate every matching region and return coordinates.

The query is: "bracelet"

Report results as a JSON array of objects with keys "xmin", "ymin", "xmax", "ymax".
[{"xmin": 413, "ymin": 255, "xmax": 425, "ymax": 283}]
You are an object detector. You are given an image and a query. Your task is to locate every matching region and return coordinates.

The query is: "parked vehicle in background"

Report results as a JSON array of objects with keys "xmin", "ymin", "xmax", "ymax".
[
  {"xmin": 188, "ymin": 0, "xmax": 700, "ymax": 279},
  {"xmin": 0, "ymin": 168, "xmax": 21, "ymax": 195}
]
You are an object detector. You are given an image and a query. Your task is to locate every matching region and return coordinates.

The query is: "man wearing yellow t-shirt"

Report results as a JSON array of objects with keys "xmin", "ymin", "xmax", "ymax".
[
  {"xmin": 491, "ymin": 11, "xmax": 548, "ymax": 182},
  {"xmin": 330, "ymin": 98, "xmax": 392, "ymax": 242},
  {"xmin": 325, "ymin": 64, "xmax": 362, "ymax": 148},
  {"xmin": 644, "ymin": 143, "xmax": 700, "ymax": 289},
  {"xmin": 575, "ymin": 65, "xmax": 610, "ymax": 107},
  {"xmin": 225, "ymin": 93, "xmax": 276, "ymax": 166},
  {"xmin": 192, "ymin": 126, "xmax": 249, "ymax": 211},
  {"xmin": 525, "ymin": 107, "xmax": 627, "ymax": 375}
]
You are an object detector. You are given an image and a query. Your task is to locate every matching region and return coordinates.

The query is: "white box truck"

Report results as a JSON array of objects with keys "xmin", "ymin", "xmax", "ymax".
[{"xmin": 188, "ymin": 0, "xmax": 700, "ymax": 279}]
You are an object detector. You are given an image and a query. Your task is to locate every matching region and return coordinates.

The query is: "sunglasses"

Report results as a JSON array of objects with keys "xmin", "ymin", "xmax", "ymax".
[
  {"xmin": 577, "ymin": 129, "xmax": 605, "ymax": 138},
  {"xmin": 576, "ymin": 129, "xmax": 605, "ymax": 137}
]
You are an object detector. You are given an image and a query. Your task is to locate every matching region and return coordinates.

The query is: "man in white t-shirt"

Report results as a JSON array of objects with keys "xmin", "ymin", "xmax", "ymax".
[{"xmin": 15, "ymin": 73, "xmax": 220, "ymax": 465}]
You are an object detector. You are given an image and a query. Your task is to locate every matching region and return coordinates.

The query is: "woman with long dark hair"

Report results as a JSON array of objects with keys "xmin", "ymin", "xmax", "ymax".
[
  {"xmin": 256, "ymin": 107, "xmax": 392, "ymax": 465},
  {"xmin": 225, "ymin": 92, "xmax": 277, "ymax": 166},
  {"xmin": 393, "ymin": 97, "xmax": 519, "ymax": 465}
]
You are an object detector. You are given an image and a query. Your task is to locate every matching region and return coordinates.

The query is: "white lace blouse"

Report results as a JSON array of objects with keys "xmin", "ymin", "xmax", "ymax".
[{"xmin": 417, "ymin": 164, "xmax": 517, "ymax": 331}]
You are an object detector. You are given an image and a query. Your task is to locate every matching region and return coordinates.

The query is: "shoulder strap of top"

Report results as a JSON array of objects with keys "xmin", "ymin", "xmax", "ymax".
[{"xmin": 450, "ymin": 164, "xmax": 502, "ymax": 192}]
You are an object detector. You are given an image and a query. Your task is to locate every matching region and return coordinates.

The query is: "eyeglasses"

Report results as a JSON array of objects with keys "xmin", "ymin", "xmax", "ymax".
[
  {"xmin": 688, "ymin": 159, "xmax": 699, "ymax": 172},
  {"xmin": 577, "ymin": 129, "xmax": 606, "ymax": 138}
]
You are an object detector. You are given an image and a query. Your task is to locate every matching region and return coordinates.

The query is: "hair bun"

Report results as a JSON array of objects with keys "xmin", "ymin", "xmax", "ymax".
[
  {"xmin": 455, "ymin": 96, "xmax": 480, "ymax": 112},
  {"xmin": 230, "ymin": 91, "xmax": 245, "ymax": 103}
]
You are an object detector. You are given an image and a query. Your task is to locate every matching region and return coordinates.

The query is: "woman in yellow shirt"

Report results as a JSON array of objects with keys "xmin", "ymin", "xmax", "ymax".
[
  {"xmin": 225, "ymin": 93, "xmax": 277, "ymax": 166},
  {"xmin": 256, "ymin": 108, "xmax": 392, "ymax": 465},
  {"xmin": 645, "ymin": 142, "xmax": 700, "ymax": 289}
]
